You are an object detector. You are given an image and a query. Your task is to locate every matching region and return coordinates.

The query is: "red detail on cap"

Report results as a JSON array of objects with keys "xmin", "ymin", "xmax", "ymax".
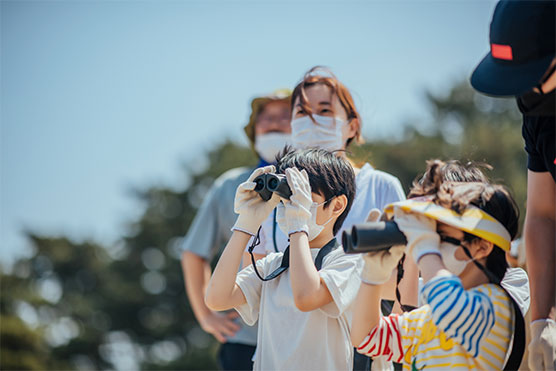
[{"xmin": 491, "ymin": 44, "xmax": 513, "ymax": 60}]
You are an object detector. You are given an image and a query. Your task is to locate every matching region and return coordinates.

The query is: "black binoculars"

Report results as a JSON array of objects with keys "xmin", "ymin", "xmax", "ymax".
[
  {"xmin": 253, "ymin": 173, "xmax": 292, "ymax": 201},
  {"xmin": 342, "ymin": 221, "xmax": 407, "ymax": 254}
]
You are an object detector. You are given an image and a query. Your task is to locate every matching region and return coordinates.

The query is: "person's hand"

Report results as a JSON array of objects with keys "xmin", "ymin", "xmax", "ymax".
[
  {"xmin": 528, "ymin": 319, "xmax": 556, "ymax": 371},
  {"xmin": 361, "ymin": 245, "xmax": 405, "ymax": 285},
  {"xmin": 282, "ymin": 167, "xmax": 313, "ymax": 236},
  {"xmin": 393, "ymin": 208, "xmax": 440, "ymax": 263},
  {"xmin": 360, "ymin": 208, "xmax": 404, "ymax": 285},
  {"xmin": 232, "ymin": 165, "xmax": 280, "ymax": 235},
  {"xmin": 199, "ymin": 311, "xmax": 241, "ymax": 343}
]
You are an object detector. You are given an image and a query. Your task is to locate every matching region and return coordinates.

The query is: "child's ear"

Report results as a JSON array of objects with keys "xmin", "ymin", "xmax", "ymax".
[
  {"xmin": 332, "ymin": 195, "xmax": 348, "ymax": 217},
  {"xmin": 473, "ymin": 239, "xmax": 494, "ymax": 260}
]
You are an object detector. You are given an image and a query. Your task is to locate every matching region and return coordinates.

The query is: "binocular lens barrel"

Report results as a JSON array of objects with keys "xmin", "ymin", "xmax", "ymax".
[
  {"xmin": 342, "ymin": 221, "xmax": 407, "ymax": 254},
  {"xmin": 254, "ymin": 173, "xmax": 292, "ymax": 201}
]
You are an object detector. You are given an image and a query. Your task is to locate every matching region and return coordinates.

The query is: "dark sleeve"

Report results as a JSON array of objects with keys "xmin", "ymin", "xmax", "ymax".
[{"xmin": 522, "ymin": 118, "xmax": 548, "ymax": 173}]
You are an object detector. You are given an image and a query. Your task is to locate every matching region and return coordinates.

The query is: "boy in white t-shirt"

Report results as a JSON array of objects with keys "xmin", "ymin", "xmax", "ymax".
[{"xmin": 205, "ymin": 148, "xmax": 363, "ymax": 370}]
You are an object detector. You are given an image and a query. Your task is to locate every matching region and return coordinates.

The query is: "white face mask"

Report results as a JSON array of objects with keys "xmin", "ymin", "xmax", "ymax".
[
  {"xmin": 291, "ymin": 115, "xmax": 346, "ymax": 151},
  {"xmin": 255, "ymin": 132, "xmax": 292, "ymax": 163},
  {"xmin": 276, "ymin": 200, "xmax": 334, "ymax": 241},
  {"xmin": 439, "ymin": 242, "xmax": 472, "ymax": 276}
]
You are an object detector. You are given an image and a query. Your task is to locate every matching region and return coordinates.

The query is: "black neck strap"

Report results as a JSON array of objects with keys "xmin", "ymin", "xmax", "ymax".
[
  {"xmin": 248, "ymin": 230, "xmax": 338, "ymax": 282},
  {"xmin": 272, "ymin": 209, "xmax": 279, "ymax": 253}
]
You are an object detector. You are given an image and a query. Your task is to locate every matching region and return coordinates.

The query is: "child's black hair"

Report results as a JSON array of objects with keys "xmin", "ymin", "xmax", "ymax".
[{"xmin": 276, "ymin": 147, "xmax": 356, "ymax": 235}]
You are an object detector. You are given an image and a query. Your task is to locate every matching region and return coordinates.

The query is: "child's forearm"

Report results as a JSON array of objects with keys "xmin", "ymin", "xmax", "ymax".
[
  {"xmin": 351, "ymin": 282, "xmax": 383, "ymax": 347},
  {"xmin": 418, "ymin": 254, "xmax": 451, "ymax": 283},
  {"xmin": 205, "ymin": 231, "xmax": 251, "ymax": 311},
  {"xmin": 289, "ymin": 232, "xmax": 332, "ymax": 311}
]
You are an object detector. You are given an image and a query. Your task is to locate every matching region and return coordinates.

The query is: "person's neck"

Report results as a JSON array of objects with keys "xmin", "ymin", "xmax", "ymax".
[
  {"xmin": 459, "ymin": 262, "xmax": 489, "ymax": 290},
  {"xmin": 309, "ymin": 230, "xmax": 335, "ymax": 249}
]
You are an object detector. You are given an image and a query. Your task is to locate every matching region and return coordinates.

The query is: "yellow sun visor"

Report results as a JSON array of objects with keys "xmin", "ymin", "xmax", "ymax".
[{"xmin": 384, "ymin": 199, "xmax": 511, "ymax": 251}]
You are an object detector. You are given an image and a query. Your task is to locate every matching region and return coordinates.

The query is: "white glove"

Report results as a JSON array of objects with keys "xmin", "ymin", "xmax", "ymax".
[
  {"xmin": 360, "ymin": 208, "xmax": 404, "ymax": 285},
  {"xmin": 232, "ymin": 165, "xmax": 280, "ymax": 235},
  {"xmin": 361, "ymin": 245, "xmax": 405, "ymax": 285},
  {"xmin": 393, "ymin": 208, "xmax": 440, "ymax": 263},
  {"xmin": 282, "ymin": 167, "xmax": 313, "ymax": 236},
  {"xmin": 528, "ymin": 319, "xmax": 556, "ymax": 371}
]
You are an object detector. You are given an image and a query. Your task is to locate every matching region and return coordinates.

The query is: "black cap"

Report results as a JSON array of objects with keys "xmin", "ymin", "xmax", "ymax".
[{"xmin": 471, "ymin": 0, "xmax": 556, "ymax": 96}]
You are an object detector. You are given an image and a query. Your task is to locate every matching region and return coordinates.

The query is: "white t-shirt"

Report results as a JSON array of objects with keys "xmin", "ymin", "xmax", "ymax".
[
  {"xmin": 235, "ymin": 246, "xmax": 363, "ymax": 370},
  {"xmin": 249, "ymin": 163, "xmax": 406, "ymax": 255}
]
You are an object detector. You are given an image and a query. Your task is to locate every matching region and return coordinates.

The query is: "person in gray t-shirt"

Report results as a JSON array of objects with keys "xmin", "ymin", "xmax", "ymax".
[{"xmin": 181, "ymin": 89, "xmax": 291, "ymax": 370}]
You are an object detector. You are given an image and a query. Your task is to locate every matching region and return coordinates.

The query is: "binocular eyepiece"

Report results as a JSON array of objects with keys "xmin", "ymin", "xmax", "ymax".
[
  {"xmin": 254, "ymin": 173, "xmax": 292, "ymax": 201},
  {"xmin": 342, "ymin": 221, "xmax": 407, "ymax": 254}
]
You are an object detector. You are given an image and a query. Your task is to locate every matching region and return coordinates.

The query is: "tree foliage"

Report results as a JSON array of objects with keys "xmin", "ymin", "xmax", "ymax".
[{"xmin": 1, "ymin": 82, "xmax": 526, "ymax": 370}]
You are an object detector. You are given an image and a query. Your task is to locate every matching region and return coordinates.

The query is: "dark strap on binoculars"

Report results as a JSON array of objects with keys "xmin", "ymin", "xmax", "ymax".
[
  {"xmin": 272, "ymin": 209, "xmax": 279, "ymax": 253},
  {"xmin": 248, "ymin": 228, "xmax": 338, "ymax": 281},
  {"xmin": 395, "ymin": 254, "xmax": 417, "ymax": 313}
]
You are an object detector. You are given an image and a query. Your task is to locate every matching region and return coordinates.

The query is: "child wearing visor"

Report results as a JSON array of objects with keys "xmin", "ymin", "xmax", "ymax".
[
  {"xmin": 205, "ymin": 148, "xmax": 363, "ymax": 370},
  {"xmin": 351, "ymin": 163, "xmax": 527, "ymax": 370}
]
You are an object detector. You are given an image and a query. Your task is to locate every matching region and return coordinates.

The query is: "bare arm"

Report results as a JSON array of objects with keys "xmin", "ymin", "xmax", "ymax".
[
  {"xmin": 289, "ymin": 232, "xmax": 333, "ymax": 312},
  {"xmin": 205, "ymin": 231, "xmax": 251, "ymax": 311},
  {"xmin": 351, "ymin": 282, "xmax": 383, "ymax": 347},
  {"xmin": 181, "ymin": 251, "xmax": 240, "ymax": 343},
  {"xmin": 381, "ymin": 256, "xmax": 420, "ymax": 314},
  {"xmin": 525, "ymin": 170, "xmax": 556, "ymax": 321}
]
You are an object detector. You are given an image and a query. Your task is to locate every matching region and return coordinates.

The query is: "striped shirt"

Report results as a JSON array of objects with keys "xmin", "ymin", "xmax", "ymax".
[{"xmin": 357, "ymin": 275, "xmax": 514, "ymax": 370}]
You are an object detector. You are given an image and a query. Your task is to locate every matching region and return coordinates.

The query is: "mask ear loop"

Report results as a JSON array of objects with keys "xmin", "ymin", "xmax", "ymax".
[{"xmin": 458, "ymin": 241, "xmax": 500, "ymax": 284}]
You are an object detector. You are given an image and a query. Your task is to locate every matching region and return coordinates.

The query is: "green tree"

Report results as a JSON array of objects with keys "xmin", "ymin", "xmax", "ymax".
[
  {"xmin": 351, "ymin": 81, "xmax": 526, "ymax": 227},
  {"xmin": 1, "ymin": 82, "xmax": 527, "ymax": 370}
]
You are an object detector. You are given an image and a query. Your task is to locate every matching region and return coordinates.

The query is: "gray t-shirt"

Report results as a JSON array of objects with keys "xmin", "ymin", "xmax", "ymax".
[{"xmin": 182, "ymin": 166, "xmax": 258, "ymax": 345}]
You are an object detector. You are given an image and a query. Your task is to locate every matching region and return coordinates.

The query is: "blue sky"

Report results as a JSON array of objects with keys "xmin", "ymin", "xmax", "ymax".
[{"xmin": 1, "ymin": 0, "xmax": 498, "ymax": 265}]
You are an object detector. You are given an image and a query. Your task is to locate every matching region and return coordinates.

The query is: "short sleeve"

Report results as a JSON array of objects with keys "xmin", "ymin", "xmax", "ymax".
[
  {"xmin": 319, "ymin": 252, "xmax": 363, "ymax": 317},
  {"xmin": 501, "ymin": 267, "xmax": 530, "ymax": 315},
  {"xmin": 181, "ymin": 182, "xmax": 223, "ymax": 260},
  {"xmin": 235, "ymin": 263, "xmax": 264, "ymax": 326},
  {"xmin": 522, "ymin": 118, "xmax": 547, "ymax": 172},
  {"xmin": 235, "ymin": 253, "xmax": 282, "ymax": 325}
]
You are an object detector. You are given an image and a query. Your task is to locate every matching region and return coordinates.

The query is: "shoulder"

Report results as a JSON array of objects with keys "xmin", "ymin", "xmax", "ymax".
[
  {"xmin": 214, "ymin": 166, "xmax": 253, "ymax": 187},
  {"xmin": 256, "ymin": 251, "xmax": 285, "ymax": 271},
  {"xmin": 357, "ymin": 164, "xmax": 405, "ymax": 197},
  {"xmin": 322, "ymin": 248, "xmax": 363, "ymax": 270},
  {"xmin": 473, "ymin": 283, "xmax": 510, "ymax": 307},
  {"xmin": 359, "ymin": 164, "xmax": 402, "ymax": 188}
]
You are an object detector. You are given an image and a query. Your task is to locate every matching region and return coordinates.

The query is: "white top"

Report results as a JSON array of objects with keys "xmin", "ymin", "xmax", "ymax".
[
  {"xmin": 501, "ymin": 267, "xmax": 530, "ymax": 315},
  {"xmin": 249, "ymin": 163, "xmax": 406, "ymax": 255},
  {"xmin": 235, "ymin": 247, "xmax": 363, "ymax": 371}
]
